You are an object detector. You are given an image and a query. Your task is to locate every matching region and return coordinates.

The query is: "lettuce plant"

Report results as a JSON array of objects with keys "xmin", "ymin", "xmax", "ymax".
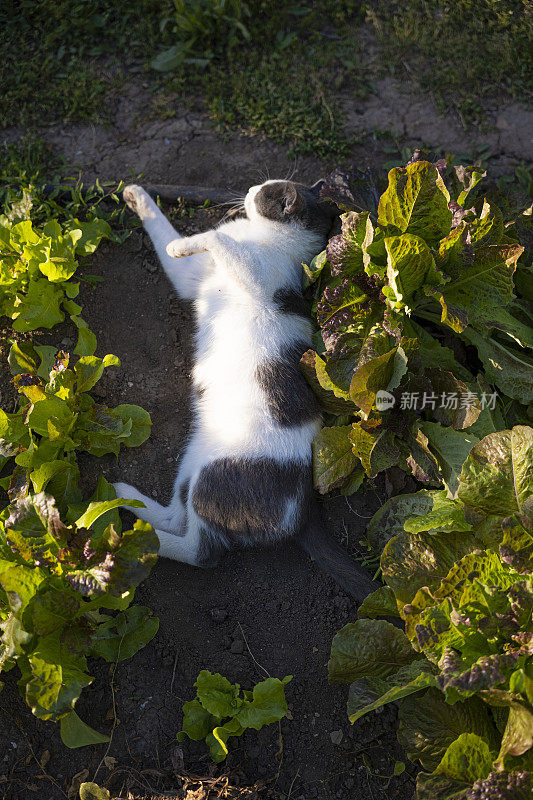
[
  {"xmin": 0, "ymin": 187, "xmax": 158, "ymax": 748},
  {"xmin": 303, "ymin": 156, "xmax": 533, "ymax": 496},
  {"xmin": 0, "ymin": 206, "xmax": 114, "ymax": 342},
  {"xmin": 178, "ymin": 669, "xmax": 292, "ymax": 762},
  {"xmin": 328, "ymin": 426, "xmax": 533, "ymax": 799},
  {"xmin": 0, "ymin": 480, "xmax": 159, "ymax": 747},
  {"xmin": 1, "ymin": 343, "xmax": 151, "ymax": 511}
]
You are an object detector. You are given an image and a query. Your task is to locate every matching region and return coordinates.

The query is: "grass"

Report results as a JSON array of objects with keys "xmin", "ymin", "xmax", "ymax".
[
  {"xmin": 1, "ymin": 1, "xmax": 532, "ymax": 156},
  {"xmin": 367, "ymin": 0, "xmax": 533, "ymax": 125},
  {"xmin": 0, "ymin": 0, "xmax": 167, "ymax": 127}
]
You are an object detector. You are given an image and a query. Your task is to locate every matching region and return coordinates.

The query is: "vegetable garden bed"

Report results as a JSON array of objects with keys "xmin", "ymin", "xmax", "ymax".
[{"xmin": 1, "ymin": 152, "xmax": 532, "ymax": 800}]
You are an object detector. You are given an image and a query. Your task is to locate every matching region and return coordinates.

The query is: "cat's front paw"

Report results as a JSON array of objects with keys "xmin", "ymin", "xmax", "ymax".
[
  {"xmin": 166, "ymin": 237, "xmax": 207, "ymax": 258},
  {"xmin": 123, "ymin": 185, "xmax": 156, "ymax": 220},
  {"xmin": 167, "ymin": 232, "xmax": 212, "ymax": 258}
]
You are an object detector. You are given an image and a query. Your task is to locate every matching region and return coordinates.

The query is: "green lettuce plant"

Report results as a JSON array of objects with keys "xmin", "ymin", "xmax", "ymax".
[
  {"xmin": 0, "ymin": 480, "xmax": 159, "ymax": 747},
  {"xmin": 0, "ymin": 208, "xmax": 113, "ymax": 338},
  {"xmin": 302, "ymin": 156, "xmax": 533, "ymax": 496},
  {"xmin": 178, "ymin": 669, "xmax": 292, "ymax": 762},
  {"xmin": 0, "ymin": 186, "xmax": 158, "ymax": 749},
  {"xmin": 328, "ymin": 426, "xmax": 533, "ymax": 799},
  {"xmin": 1, "ymin": 343, "xmax": 151, "ymax": 509}
]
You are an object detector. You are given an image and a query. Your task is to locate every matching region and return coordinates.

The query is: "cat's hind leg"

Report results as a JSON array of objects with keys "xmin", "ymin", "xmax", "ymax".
[
  {"xmin": 123, "ymin": 184, "xmax": 211, "ymax": 299},
  {"xmin": 154, "ymin": 516, "xmax": 225, "ymax": 567},
  {"xmin": 113, "ymin": 481, "xmax": 181, "ymax": 531}
]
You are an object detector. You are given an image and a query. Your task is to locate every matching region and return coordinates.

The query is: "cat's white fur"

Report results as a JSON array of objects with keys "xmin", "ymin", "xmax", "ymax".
[{"xmin": 114, "ymin": 183, "xmax": 323, "ymax": 565}]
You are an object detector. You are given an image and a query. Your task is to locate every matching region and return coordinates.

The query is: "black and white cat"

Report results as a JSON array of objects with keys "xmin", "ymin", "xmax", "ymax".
[{"xmin": 114, "ymin": 180, "xmax": 376, "ymax": 601}]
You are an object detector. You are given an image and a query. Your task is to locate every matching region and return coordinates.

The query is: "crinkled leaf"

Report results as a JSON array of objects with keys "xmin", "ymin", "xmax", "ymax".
[
  {"xmin": 378, "ymin": 161, "xmax": 452, "ymax": 245},
  {"xmin": 178, "ymin": 698, "xmax": 220, "ymax": 742},
  {"xmin": 90, "ymin": 606, "xmax": 159, "ymax": 662},
  {"xmin": 350, "ymin": 423, "xmax": 400, "ymax": 478},
  {"xmin": 462, "ymin": 326, "xmax": 533, "ymax": 404},
  {"xmin": 366, "ymin": 491, "xmax": 436, "ymax": 553},
  {"xmin": 24, "ymin": 630, "xmax": 92, "ymax": 719},
  {"xmin": 421, "ymin": 422, "xmax": 479, "ymax": 497},
  {"xmin": 403, "ymin": 491, "xmax": 472, "ymax": 535},
  {"xmin": 326, "ymin": 211, "xmax": 373, "ymax": 277},
  {"xmin": 435, "ymin": 244, "xmax": 523, "ymax": 334},
  {"xmin": 499, "ymin": 503, "xmax": 533, "ymax": 574},
  {"xmin": 434, "ymin": 732, "xmax": 494, "ymax": 784},
  {"xmin": 111, "ymin": 404, "xmax": 152, "ymax": 447},
  {"xmin": 74, "ymin": 354, "xmax": 119, "ymax": 394},
  {"xmin": 454, "ymin": 165, "xmax": 486, "ymax": 207},
  {"xmin": 458, "ymin": 426, "xmax": 532, "ymax": 515},
  {"xmin": 381, "ymin": 530, "xmax": 480, "ymax": 606},
  {"xmin": 236, "ymin": 676, "xmax": 292, "ymax": 729},
  {"xmin": 194, "ymin": 670, "xmax": 242, "ymax": 718},
  {"xmin": 75, "ymin": 498, "xmax": 144, "ymax": 530},
  {"xmin": 397, "ymin": 690, "xmax": 498, "ymax": 771},
  {"xmin": 496, "ymin": 703, "xmax": 533, "ymax": 765},
  {"xmin": 350, "ymin": 345, "xmax": 407, "ymax": 416},
  {"xmin": 348, "ymin": 667, "xmax": 435, "ymax": 723},
  {"xmin": 12, "ymin": 279, "xmax": 65, "ymax": 331},
  {"xmin": 358, "ymin": 585, "xmax": 400, "ymax": 619},
  {"xmin": 328, "ymin": 619, "xmax": 416, "ymax": 684},
  {"xmin": 208, "ymin": 717, "xmax": 244, "ymax": 763},
  {"xmin": 71, "ymin": 315, "xmax": 97, "ymax": 357},
  {"xmin": 415, "ymin": 771, "xmax": 470, "ymax": 800},
  {"xmin": 312, "ymin": 425, "xmax": 358, "ymax": 493},
  {"xmin": 385, "ymin": 234, "xmax": 441, "ymax": 310}
]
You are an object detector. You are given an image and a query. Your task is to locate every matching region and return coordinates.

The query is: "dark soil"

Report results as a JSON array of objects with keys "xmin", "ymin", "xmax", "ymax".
[{"xmin": 1, "ymin": 73, "xmax": 531, "ymax": 800}]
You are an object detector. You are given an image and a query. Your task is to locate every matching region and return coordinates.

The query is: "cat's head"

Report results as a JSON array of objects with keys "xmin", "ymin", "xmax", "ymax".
[{"xmin": 244, "ymin": 179, "xmax": 337, "ymax": 240}]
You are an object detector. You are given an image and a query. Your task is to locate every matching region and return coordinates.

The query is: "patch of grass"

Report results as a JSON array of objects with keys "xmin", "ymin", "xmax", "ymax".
[
  {"xmin": 0, "ymin": 0, "xmax": 168, "ymax": 127},
  {"xmin": 3, "ymin": 0, "xmax": 533, "ymax": 157},
  {"xmin": 156, "ymin": 2, "xmax": 370, "ymax": 156},
  {"xmin": 0, "ymin": 134, "xmax": 63, "ymax": 186},
  {"xmin": 204, "ymin": 54, "xmax": 352, "ymax": 158},
  {"xmin": 367, "ymin": 0, "xmax": 533, "ymax": 125}
]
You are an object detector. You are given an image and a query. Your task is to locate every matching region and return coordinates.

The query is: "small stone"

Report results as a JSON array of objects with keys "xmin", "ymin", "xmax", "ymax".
[
  {"xmin": 230, "ymin": 639, "xmax": 244, "ymax": 654},
  {"xmin": 496, "ymin": 114, "xmax": 510, "ymax": 130},
  {"xmin": 210, "ymin": 608, "xmax": 228, "ymax": 623},
  {"xmin": 330, "ymin": 729, "xmax": 343, "ymax": 745}
]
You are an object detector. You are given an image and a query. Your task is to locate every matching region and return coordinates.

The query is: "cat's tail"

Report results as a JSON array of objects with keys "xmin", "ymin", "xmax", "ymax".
[{"xmin": 297, "ymin": 502, "xmax": 379, "ymax": 603}]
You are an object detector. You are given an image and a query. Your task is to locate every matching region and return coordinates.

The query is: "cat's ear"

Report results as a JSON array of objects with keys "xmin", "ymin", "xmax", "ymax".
[
  {"xmin": 309, "ymin": 179, "xmax": 325, "ymax": 197},
  {"xmin": 284, "ymin": 183, "xmax": 304, "ymax": 215}
]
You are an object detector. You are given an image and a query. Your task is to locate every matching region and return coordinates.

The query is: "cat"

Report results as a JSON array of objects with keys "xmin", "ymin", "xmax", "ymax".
[{"xmin": 114, "ymin": 179, "xmax": 377, "ymax": 601}]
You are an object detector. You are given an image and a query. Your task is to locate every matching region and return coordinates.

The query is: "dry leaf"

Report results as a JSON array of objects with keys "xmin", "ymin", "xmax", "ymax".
[{"xmin": 67, "ymin": 768, "xmax": 89, "ymax": 799}]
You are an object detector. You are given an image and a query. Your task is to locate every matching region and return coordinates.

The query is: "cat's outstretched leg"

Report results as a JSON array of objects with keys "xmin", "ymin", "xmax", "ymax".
[
  {"xmin": 123, "ymin": 185, "xmax": 211, "ymax": 299},
  {"xmin": 155, "ymin": 517, "xmax": 225, "ymax": 567},
  {"xmin": 113, "ymin": 481, "xmax": 182, "ymax": 531},
  {"xmin": 167, "ymin": 231, "xmax": 264, "ymax": 296}
]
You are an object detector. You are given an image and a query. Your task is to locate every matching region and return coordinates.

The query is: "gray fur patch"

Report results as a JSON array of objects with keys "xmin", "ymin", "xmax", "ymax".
[
  {"xmin": 179, "ymin": 479, "xmax": 190, "ymax": 506},
  {"xmin": 191, "ymin": 457, "xmax": 312, "ymax": 545},
  {"xmin": 273, "ymin": 286, "xmax": 310, "ymax": 319},
  {"xmin": 196, "ymin": 527, "xmax": 226, "ymax": 567},
  {"xmin": 254, "ymin": 180, "xmax": 336, "ymax": 239},
  {"xmin": 256, "ymin": 340, "xmax": 320, "ymax": 427}
]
